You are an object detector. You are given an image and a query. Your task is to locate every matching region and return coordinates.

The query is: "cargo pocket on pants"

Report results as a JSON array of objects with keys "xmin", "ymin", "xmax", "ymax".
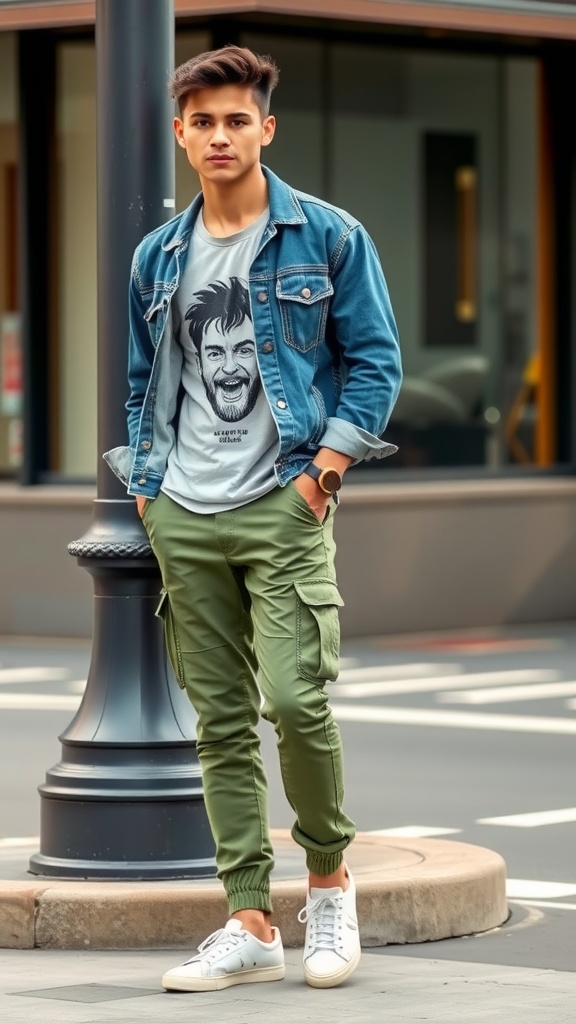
[
  {"xmin": 155, "ymin": 588, "xmax": 186, "ymax": 689},
  {"xmin": 294, "ymin": 579, "xmax": 344, "ymax": 683}
]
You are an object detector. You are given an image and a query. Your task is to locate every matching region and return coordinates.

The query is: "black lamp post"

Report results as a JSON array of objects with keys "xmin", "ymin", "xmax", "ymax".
[{"xmin": 29, "ymin": 0, "xmax": 216, "ymax": 879}]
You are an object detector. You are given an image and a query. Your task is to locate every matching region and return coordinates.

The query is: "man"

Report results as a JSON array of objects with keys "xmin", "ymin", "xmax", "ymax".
[{"xmin": 104, "ymin": 44, "xmax": 402, "ymax": 993}]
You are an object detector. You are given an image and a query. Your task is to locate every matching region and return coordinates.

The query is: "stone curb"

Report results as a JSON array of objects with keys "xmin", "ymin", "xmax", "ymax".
[{"xmin": 0, "ymin": 831, "xmax": 508, "ymax": 951}]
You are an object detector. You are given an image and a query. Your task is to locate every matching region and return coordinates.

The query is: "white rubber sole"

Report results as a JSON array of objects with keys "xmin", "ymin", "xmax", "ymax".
[
  {"xmin": 162, "ymin": 963, "xmax": 286, "ymax": 992},
  {"xmin": 304, "ymin": 946, "xmax": 362, "ymax": 989}
]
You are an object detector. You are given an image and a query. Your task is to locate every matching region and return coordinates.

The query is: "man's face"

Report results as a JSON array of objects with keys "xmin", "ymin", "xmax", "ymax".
[
  {"xmin": 174, "ymin": 84, "xmax": 275, "ymax": 186},
  {"xmin": 197, "ymin": 319, "xmax": 260, "ymax": 422}
]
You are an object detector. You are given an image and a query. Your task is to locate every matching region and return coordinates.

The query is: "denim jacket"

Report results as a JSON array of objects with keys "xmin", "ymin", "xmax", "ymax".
[{"xmin": 103, "ymin": 166, "xmax": 402, "ymax": 498}]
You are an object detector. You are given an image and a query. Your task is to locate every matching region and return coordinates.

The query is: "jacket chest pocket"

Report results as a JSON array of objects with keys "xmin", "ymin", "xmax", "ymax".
[{"xmin": 276, "ymin": 271, "xmax": 333, "ymax": 353}]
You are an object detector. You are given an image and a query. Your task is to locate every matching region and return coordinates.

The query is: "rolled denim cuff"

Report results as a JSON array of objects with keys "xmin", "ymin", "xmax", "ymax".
[{"xmin": 319, "ymin": 417, "xmax": 398, "ymax": 462}]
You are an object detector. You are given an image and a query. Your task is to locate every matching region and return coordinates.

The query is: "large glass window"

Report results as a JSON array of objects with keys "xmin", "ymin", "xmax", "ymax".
[
  {"xmin": 242, "ymin": 33, "xmax": 543, "ymax": 473},
  {"xmin": 49, "ymin": 28, "xmax": 547, "ymax": 479},
  {"xmin": 53, "ymin": 32, "xmax": 209, "ymax": 480},
  {"xmin": 56, "ymin": 41, "xmax": 97, "ymax": 479},
  {"xmin": 0, "ymin": 31, "xmax": 22, "ymax": 477}
]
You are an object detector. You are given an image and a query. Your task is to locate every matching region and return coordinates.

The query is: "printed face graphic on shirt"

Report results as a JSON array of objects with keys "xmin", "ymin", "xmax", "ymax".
[
  {"xmin": 198, "ymin": 323, "xmax": 260, "ymax": 422},
  {"xmin": 185, "ymin": 277, "xmax": 261, "ymax": 422}
]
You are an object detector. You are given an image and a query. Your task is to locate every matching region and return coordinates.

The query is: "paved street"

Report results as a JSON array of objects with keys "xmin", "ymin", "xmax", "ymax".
[{"xmin": 0, "ymin": 621, "xmax": 574, "ymax": 1019}]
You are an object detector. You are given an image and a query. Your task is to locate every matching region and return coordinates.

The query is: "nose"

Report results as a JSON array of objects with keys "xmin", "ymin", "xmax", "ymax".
[
  {"xmin": 211, "ymin": 123, "xmax": 230, "ymax": 147},
  {"xmin": 222, "ymin": 352, "xmax": 239, "ymax": 374}
]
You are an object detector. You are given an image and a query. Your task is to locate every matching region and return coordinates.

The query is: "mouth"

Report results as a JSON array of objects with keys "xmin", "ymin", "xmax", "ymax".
[
  {"xmin": 217, "ymin": 377, "xmax": 248, "ymax": 403},
  {"xmin": 208, "ymin": 155, "xmax": 234, "ymax": 164},
  {"xmin": 214, "ymin": 378, "xmax": 248, "ymax": 401}
]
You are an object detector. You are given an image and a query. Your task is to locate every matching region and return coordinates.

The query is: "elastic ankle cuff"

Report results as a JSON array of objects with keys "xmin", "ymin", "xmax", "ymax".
[
  {"xmin": 228, "ymin": 890, "xmax": 273, "ymax": 914},
  {"xmin": 305, "ymin": 850, "xmax": 344, "ymax": 876}
]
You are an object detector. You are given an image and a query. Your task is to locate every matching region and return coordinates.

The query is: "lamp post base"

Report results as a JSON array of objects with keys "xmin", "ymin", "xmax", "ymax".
[{"xmin": 30, "ymin": 500, "xmax": 217, "ymax": 881}]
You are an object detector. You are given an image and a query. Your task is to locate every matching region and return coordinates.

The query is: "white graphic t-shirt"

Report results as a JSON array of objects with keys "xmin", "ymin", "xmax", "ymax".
[{"xmin": 162, "ymin": 207, "xmax": 279, "ymax": 513}]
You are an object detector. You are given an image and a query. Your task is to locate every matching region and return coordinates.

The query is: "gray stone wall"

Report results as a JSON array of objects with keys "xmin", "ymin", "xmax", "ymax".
[{"xmin": 1, "ymin": 478, "xmax": 575, "ymax": 639}]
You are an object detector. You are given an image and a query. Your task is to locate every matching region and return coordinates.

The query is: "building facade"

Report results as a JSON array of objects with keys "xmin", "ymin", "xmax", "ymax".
[{"xmin": 1, "ymin": 0, "xmax": 576, "ymax": 637}]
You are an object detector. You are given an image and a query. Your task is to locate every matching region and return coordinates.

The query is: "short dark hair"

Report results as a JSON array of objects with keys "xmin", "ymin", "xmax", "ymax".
[
  {"xmin": 169, "ymin": 45, "xmax": 279, "ymax": 118},
  {"xmin": 185, "ymin": 278, "xmax": 251, "ymax": 354}
]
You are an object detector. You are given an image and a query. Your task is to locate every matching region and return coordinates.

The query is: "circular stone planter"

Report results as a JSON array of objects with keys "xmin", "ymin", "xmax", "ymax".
[{"xmin": 0, "ymin": 830, "xmax": 508, "ymax": 950}]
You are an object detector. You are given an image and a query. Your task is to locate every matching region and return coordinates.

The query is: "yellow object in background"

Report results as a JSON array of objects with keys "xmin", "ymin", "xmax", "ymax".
[
  {"xmin": 505, "ymin": 353, "xmax": 539, "ymax": 465},
  {"xmin": 522, "ymin": 353, "xmax": 539, "ymax": 387}
]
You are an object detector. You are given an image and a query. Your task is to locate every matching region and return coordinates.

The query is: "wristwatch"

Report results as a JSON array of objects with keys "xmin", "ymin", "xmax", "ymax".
[{"xmin": 303, "ymin": 463, "xmax": 343, "ymax": 495}]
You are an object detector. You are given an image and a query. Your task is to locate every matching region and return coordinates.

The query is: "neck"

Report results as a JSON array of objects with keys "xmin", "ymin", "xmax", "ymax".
[{"xmin": 200, "ymin": 164, "xmax": 268, "ymax": 237}]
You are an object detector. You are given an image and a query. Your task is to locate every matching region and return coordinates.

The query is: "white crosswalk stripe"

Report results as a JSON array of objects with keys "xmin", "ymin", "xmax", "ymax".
[
  {"xmin": 437, "ymin": 681, "xmax": 576, "ymax": 704},
  {"xmin": 330, "ymin": 668, "xmax": 558, "ymax": 698},
  {"xmin": 0, "ymin": 667, "xmax": 70, "ymax": 685},
  {"xmin": 336, "ymin": 663, "xmax": 462, "ymax": 683},
  {"xmin": 477, "ymin": 808, "xmax": 576, "ymax": 828},
  {"xmin": 0, "ymin": 837, "xmax": 39, "ymax": 849},
  {"xmin": 0, "ymin": 693, "xmax": 81, "ymax": 711},
  {"xmin": 331, "ymin": 703, "xmax": 576, "ymax": 733},
  {"xmin": 506, "ymin": 879, "xmax": 576, "ymax": 899},
  {"xmin": 367, "ymin": 826, "xmax": 462, "ymax": 838},
  {"xmin": 508, "ymin": 899, "xmax": 576, "ymax": 911}
]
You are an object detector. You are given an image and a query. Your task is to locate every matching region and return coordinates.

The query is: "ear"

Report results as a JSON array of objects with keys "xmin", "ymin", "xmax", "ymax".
[
  {"xmin": 173, "ymin": 116, "xmax": 185, "ymax": 147},
  {"xmin": 261, "ymin": 115, "xmax": 276, "ymax": 147}
]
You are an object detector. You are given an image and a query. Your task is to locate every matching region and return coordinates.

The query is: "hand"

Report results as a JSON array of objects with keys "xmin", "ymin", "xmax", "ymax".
[
  {"xmin": 292, "ymin": 473, "xmax": 330, "ymax": 523},
  {"xmin": 135, "ymin": 495, "xmax": 148, "ymax": 519}
]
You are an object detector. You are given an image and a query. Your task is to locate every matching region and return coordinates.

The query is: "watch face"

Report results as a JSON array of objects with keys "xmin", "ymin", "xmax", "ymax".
[{"xmin": 320, "ymin": 469, "xmax": 342, "ymax": 493}]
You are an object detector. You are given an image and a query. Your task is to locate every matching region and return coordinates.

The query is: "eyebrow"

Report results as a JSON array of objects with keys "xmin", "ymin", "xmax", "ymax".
[
  {"xmin": 188, "ymin": 111, "xmax": 253, "ymax": 119},
  {"xmin": 204, "ymin": 339, "xmax": 254, "ymax": 352}
]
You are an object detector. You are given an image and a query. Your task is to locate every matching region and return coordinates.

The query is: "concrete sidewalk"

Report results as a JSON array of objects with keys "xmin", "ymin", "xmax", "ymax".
[{"xmin": 1, "ymin": 945, "xmax": 574, "ymax": 1024}]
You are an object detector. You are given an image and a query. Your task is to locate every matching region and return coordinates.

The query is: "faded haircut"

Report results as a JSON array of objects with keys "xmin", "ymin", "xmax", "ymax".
[{"xmin": 169, "ymin": 44, "xmax": 279, "ymax": 118}]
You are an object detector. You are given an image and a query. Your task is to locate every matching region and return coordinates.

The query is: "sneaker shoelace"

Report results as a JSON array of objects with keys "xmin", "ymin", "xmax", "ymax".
[
  {"xmin": 298, "ymin": 894, "xmax": 344, "ymax": 954},
  {"xmin": 184, "ymin": 926, "xmax": 244, "ymax": 966}
]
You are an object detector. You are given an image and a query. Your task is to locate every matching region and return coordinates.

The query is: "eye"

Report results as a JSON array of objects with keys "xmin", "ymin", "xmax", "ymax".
[
  {"xmin": 230, "ymin": 119, "xmax": 248, "ymax": 128},
  {"xmin": 193, "ymin": 119, "xmax": 210, "ymax": 128}
]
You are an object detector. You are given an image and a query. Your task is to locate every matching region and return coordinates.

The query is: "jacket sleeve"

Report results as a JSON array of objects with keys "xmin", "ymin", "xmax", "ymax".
[
  {"xmin": 319, "ymin": 223, "xmax": 402, "ymax": 461},
  {"xmin": 125, "ymin": 247, "xmax": 155, "ymax": 450},
  {"xmin": 102, "ymin": 247, "xmax": 153, "ymax": 487}
]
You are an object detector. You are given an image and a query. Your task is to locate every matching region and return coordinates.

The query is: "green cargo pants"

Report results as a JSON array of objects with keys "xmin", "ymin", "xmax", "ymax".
[{"xmin": 142, "ymin": 481, "xmax": 356, "ymax": 914}]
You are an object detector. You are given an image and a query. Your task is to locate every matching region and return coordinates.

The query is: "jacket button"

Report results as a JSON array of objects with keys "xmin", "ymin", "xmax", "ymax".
[
  {"xmin": 262, "ymin": 342, "xmax": 274, "ymax": 353},
  {"xmin": 257, "ymin": 291, "xmax": 268, "ymax": 303},
  {"xmin": 138, "ymin": 478, "xmax": 147, "ymax": 485},
  {"xmin": 141, "ymin": 440, "xmax": 151, "ymax": 450},
  {"xmin": 301, "ymin": 287, "xmax": 311, "ymax": 299},
  {"xmin": 277, "ymin": 399, "xmax": 287, "ymax": 409}
]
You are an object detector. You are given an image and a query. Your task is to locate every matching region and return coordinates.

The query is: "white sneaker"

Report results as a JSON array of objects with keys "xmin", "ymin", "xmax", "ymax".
[
  {"xmin": 161, "ymin": 919, "xmax": 285, "ymax": 992},
  {"xmin": 298, "ymin": 868, "xmax": 361, "ymax": 988}
]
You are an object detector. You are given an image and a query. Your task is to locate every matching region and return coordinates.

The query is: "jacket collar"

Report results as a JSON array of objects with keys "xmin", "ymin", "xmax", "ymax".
[{"xmin": 161, "ymin": 165, "xmax": 306, "ymax": 252}]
